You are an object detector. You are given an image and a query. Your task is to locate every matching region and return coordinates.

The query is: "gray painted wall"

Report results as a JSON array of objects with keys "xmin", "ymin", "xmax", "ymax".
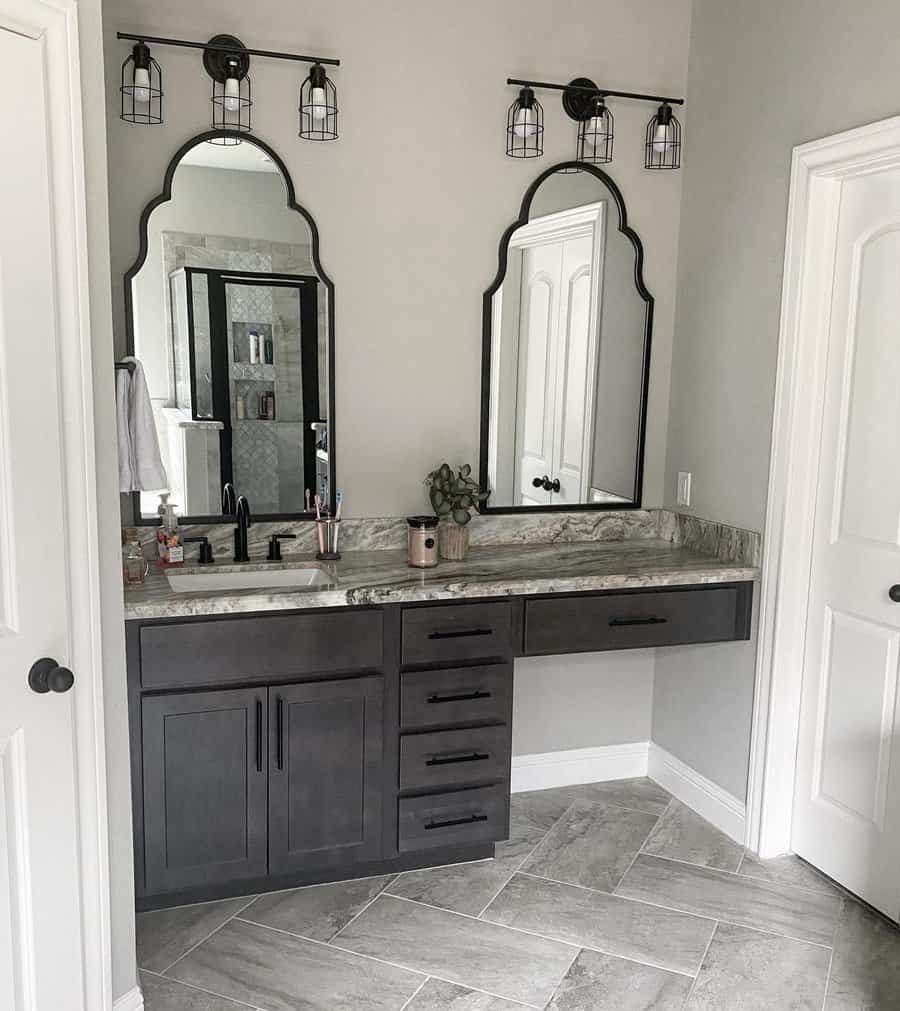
[
  {"xmin": 102, "ymin": 0, "xmax": 690, "ymax": 518},
  {"xmin": 655, "ymin": 0, "xmax": 900, "ymax": 800}
]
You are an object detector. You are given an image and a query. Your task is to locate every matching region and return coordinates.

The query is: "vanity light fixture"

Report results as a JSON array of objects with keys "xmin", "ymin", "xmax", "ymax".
[
  {"xmin": 206, "ymin": 36, "xmax": 253, "ymax": 143},
  {"xmin": 116, "ymin": 31, "xmax": 340, "ymax": 140},
  {"xmin": 120, "ymin": 41, "xmax": 163, "ymax": 125},
  {"xmin": 505, "ymin": 77, "xmax": 684, "ymax": 169},
  {"xmin": 645, "ymin": 102, "xmax": 681, "ymax": 169},
  {"xmin": 299, "ymin": 63, "xmax": 338, "ymax": 140},
  {"xmin": 577, "ymin": 94, "xmax": 614, "ymax": 165},
  {"xmin": 506, "ymin": 86, "xmax": 544, "ymax": 158}
]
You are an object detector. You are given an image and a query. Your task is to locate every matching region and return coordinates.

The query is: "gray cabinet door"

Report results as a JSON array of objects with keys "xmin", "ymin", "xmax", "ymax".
[
  {"xmin": 142, "ymin": 688, "xmax": 267, "ymax": 895},
  {"xmin": 269, "ymin": 676, "xmax": 384, "ymax": 874}
]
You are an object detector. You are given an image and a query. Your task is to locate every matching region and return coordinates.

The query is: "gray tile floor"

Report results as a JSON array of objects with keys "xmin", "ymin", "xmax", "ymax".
[{"xmin": 136, "ymin": 779, "xmax": 900, "ymax": 1010}]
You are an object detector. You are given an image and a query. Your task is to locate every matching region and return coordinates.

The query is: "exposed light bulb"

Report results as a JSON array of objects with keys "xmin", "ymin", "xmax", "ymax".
[
  {"xmin": 585, "ymin": 113, "xmax": 606, "ymax": 146},
  {"xmin": 513, "ymin": 105, "xmax": 537, "ymax": 139},
  {"xmin": 224, "ymin": 75, "xmax": 241, "ymax": 113},
  {"xmin": 652, "ymin": 121, "xmax": 671, "ymax": 155},
  {"xmin": 310, "ymin": 85, "xmax": 328, "ymax": 122},
  {"xmin": 133, "ymin": 66, "xmax": 151, "ymax": 104}
]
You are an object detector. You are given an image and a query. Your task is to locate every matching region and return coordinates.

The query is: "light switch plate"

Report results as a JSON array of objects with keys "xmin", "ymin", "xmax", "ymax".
[{"xmin": 677, "ymin": 471, "xmax": 692, "ymax": 507}]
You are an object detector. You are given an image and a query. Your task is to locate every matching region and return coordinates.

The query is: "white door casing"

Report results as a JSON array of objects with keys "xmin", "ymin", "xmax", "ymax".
[
  {"xmin": 510, "ymin": 204, "xmax": 605, "ymax": 505},
  {"xmin": 748, "ymin": 117, "xmax": 900, "ymax": 897},
  {"xmin": 0, "ymin": 1, "xmax": 112, "ymax": 1008}
]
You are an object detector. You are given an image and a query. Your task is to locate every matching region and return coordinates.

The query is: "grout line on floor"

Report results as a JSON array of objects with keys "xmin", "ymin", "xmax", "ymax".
[
  {"xmin": 326, "ymin": 876, "xmax": 398, "ymax": 943},
  {"xmin": 382, "ymin": 893, "xmax": 697, "ymax": 979},
  {"xmin": 156, "ymin": 892, "xmax": 260, "ymax": 976},
  {"xmin": 233, "ymin": 915, "xmax": 542, "ymax": 1008},
  {"xmin": 733, "ymin": 866, "xmax": 844, "ymax": 901},
  {"xmin": 820, "ymin": 925, "xmax": 836, "ymax": 1011},
  {"xmin": 613, "ymin": 811, "xmax": 664, "ymax": 892},
  {"xmin": 542, "ymin": 946, "xmax": 584, "ymax": 1010},
  {"xmin": 683, "ymin": 921, "xmax": 719, "ymax": 1004},
  {"xmin": 140, "ymin": 967, "xmax": 266, "ymax": 1010},
  {"xmin": 514, "ymin": 869, "xmax": 836, "ymax": 950},
  {"xmin": 735, "ymin": 849, "xmax": 746, "ymax": 874},
  {"xmin": 472, "ymin": 804, "xmax": 576, "ymax": 920},
  {"xmin": 398, "ymin": 976, "xmax": 429, "ymax": 1010}
]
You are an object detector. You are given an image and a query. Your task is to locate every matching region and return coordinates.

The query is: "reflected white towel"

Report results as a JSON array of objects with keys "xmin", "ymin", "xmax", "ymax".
[{"xmin": 116, "ymin": 357, "xmax": 168, "ymax": 493}]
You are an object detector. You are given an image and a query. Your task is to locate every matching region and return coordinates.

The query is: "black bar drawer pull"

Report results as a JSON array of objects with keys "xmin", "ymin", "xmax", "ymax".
[
  {"xmin": 427, "ymin": 627, "xmax": 493, "ymax": 641},
  {"xmin": 425, "ymin": 813, "xmax": 489, "ymax": 831},
  {"xmin": 255, "ymin": 698, "xmax": 263, "ymax": 772},
  {"xmin": 425, "ymin": 750, "xmax": 490, "ymax": 767},
  {"xmin": 276, "ymin": 695, "xmax": 284, "ymax": 771},
  {"xmin": 426, "ymin": 689, "xmax": 491, "ymax": 705},
  {"xmin": 608, "ymin": 616, "xmax": 669, "ymax": 627}
]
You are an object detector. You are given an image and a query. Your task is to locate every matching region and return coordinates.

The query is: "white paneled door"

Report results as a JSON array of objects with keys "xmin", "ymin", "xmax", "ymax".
[
  {"xmin": 513, "ymin": 218, "xmax": 601, "ymax": 506},
  {"xmin": 792, "ymin": 164, "xmax": 900, "ymax": 918},
  {"xmin": 0, "ymin": 20, "xmax": 94, "ymax": 1011}
]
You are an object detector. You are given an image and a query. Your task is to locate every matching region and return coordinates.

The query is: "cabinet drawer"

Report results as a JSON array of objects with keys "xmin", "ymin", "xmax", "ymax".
[
  {"xmin": 140, "ymin": 609, "xmax": 383, "ymax": 689},
  {"xmin": 401, "ymin": 602, "xmax": 512, "ymax": 665},
  {"xmin": 398, "ymin": 784, "xmax": 509, "ymax": 852},
  {"xmin": 400, "ymin": 725, "xmax": 510, "ymax": 792},
  {"xmin": 524, "ymin": 584, "xmax": 752, "ymax": 655},
  {"xmin": 400, "ymin": 664, "xmax": 511, "ymax": 729}
]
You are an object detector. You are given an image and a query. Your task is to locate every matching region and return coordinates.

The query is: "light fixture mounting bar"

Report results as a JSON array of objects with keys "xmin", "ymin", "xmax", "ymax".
[
  {"xmin": 117, "ymin": 32, "xmax": 340, "ymax": 67},
  {"xmin": 506, "ymin": 77, "xmax": 683, "ymax": 106}
]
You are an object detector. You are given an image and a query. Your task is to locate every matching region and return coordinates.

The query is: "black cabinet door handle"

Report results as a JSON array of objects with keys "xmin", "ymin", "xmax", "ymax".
[
  {"xmin": 608, "ymin": 616, "xmax": 669, "ymax": 627},
  {"xmin": 427, "ymin": 628, "xmax": 493, "ymax": 640},
  {"xmin": 424, "ymin": 813, "xmax": 489, "ymax": 831},
  {"xmin": 426, "ymin": 689, "xmax": 491, "ymax": 705},
  {"xmin": 890, "ymin": 585, "xmax": 900, "ymax": 602},
  {"xmin": 276, "ymin": 695, "xmax": 284, "ymax": 771},
  {"xmin": 425, "ymin": 751, "xmax": 490, "ymax": 767},
  {"xmin": 255, "ymin": 698, "xmax": 263, "ymax": 772}
]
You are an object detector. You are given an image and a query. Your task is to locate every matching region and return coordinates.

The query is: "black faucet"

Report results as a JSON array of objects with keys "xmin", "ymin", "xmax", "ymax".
[
  {"xmin": 222, "ymin": 482, "xmax": 237, "ymax": 516},
  {"xmin": 234, "ymin": 496, "xmax": 252, "ymax": 562}
]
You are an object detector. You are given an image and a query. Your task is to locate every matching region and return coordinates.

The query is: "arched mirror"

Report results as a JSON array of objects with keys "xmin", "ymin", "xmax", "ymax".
[
  {"xmin": 479, "ymin": 163, "xmax": 652, "ymax": 511},
  {"xmin": 124, "ymin": 130, "xmax": 334, "ymax": 524}
]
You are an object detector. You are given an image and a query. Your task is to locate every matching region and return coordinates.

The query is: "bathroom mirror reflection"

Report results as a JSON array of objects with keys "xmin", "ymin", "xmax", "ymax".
[
  {"xmin": 480, "ymin": 164, "xmax": 652, "ymax": 511},
  {"xmin": 125, "ymin": 132, "xmax": 333, "ymax": 524}
]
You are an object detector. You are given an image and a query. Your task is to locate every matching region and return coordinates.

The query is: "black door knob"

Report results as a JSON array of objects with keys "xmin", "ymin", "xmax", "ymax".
[
  {"xmin": 28, "ymin": 658, "xmax": 75, "ymax": 694},
  {"xmin": 532, "ymin": 475, "xmax": 561, "ymax": 493},
  {"xmin": 890, "ymin": 585, "xmax": 900, "ymax": 603}
]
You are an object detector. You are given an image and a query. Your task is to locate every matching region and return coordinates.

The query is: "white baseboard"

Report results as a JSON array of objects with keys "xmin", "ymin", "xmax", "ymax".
[
  {"xmin": 113, "ymin": 984, "xmax": 144, "ymax": 1011},
  {"xmin": 511, "ymin": 742, "xmax": 649, "ymax": 793},
  {"xmin": 648, "ymin": 742, "xmax": 746, "ymax": 843}
]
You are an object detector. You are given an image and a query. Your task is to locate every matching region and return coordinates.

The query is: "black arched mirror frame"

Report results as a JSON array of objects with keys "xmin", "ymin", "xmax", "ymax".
[
  {"xmin": 123, "ymin": 129, "xmax": 336, "ymax": 525},
  {"xmin": 478, "ymin": 160, "xmax": 653, "ymax": 513}
]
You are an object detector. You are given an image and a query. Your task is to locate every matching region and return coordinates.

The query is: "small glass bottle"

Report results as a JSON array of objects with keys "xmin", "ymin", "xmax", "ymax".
[{"xmin": 122, "ymin": 527, "xmax": 149, "ymax": 588}]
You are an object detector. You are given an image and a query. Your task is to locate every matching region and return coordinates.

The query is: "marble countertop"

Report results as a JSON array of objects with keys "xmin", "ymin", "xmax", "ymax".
[{"xmin": 123, "ymin": 539, "xmax": 759, "ymax": 620}]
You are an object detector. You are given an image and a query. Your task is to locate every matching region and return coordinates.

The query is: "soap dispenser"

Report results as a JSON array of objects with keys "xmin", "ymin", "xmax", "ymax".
[{"xmin": 157, "ymin": 496, "xmax": 184, "ymax": 566}]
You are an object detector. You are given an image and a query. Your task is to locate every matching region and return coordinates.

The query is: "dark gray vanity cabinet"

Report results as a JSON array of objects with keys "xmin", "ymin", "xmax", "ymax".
[
  {"xmin": 141, "ymin": 687, "xmax": 268, "ymax": 895},
  {"xmin": 268, "ymin": 677, "xmax": 383, "ymax": 875}
]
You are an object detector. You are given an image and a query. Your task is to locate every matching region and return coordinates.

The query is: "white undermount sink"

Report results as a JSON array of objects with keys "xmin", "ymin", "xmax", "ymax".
[{"xmin": 165, "ymin": 566, "xmax": 332, "ymax": 593}]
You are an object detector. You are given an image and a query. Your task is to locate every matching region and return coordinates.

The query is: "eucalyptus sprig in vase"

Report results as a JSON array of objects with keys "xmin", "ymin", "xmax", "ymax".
[{"xmin": 425, "ymin": 463, "xmax": 489, "ymax": 561}]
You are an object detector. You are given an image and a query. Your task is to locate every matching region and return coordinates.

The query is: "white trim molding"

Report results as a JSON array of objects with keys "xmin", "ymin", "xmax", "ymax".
[
  {"xmin": 648, "ymin": 744, "xmax": 746, "ymax": 844},
  {"xmin": 747, "ymin": 113, "xmax": 900, "ymax": 859},
  {"xmin": 511, "ymin": 742, "xmax": 649, "ymax": 793},
  {"xmin": 113, "ymin": 985, "xmax": 144, "ymax": 1011}
]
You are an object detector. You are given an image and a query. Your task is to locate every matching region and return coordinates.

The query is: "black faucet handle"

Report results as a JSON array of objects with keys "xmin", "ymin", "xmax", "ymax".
[
  {"xmin": 184, "ymin": 536, "xmax": 214, "ymax": 564},
  {"xmin": 267, "ymin": 533, "xmax": 297, "ymax": 562},
  {"xmin": 222, "ymin": 482, "xmax": 237, "ymax": 516}
]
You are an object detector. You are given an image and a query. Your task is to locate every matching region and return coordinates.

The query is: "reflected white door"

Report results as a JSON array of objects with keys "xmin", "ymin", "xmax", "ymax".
[
  {"xmin": 0, "ymin": 25, "xmax": 87, "ymax": 1008},
  {"xmin": 513, "ymin": 232, "xmax": 596, "ymax": 505},
  {"xmin": 792, "ymin": 164, "xmax": 900, "ymax": 918}
]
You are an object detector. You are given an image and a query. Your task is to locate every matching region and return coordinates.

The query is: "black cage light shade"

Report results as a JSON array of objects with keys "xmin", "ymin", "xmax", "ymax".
[
  {"xmin": 120, "ymin": 42, "xmax": 163, "ymax": 125},
  {"xmin": 299, "ymin": 63, "xmax": 338, "ymax": 140},
  {"xmin": 577, "ymin": 95, "xmax": 614, "ymax": 165},
  {"xmin": 506, "ymin": 87, "xmax": 543, "ymax": 158},
  {"xmin": 645, "ymin": 102, "xmax": 681, "ymax": 169},
  {"xmin": 210, "ymin": 53, "xmax": 252, "ymax": 143}
]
